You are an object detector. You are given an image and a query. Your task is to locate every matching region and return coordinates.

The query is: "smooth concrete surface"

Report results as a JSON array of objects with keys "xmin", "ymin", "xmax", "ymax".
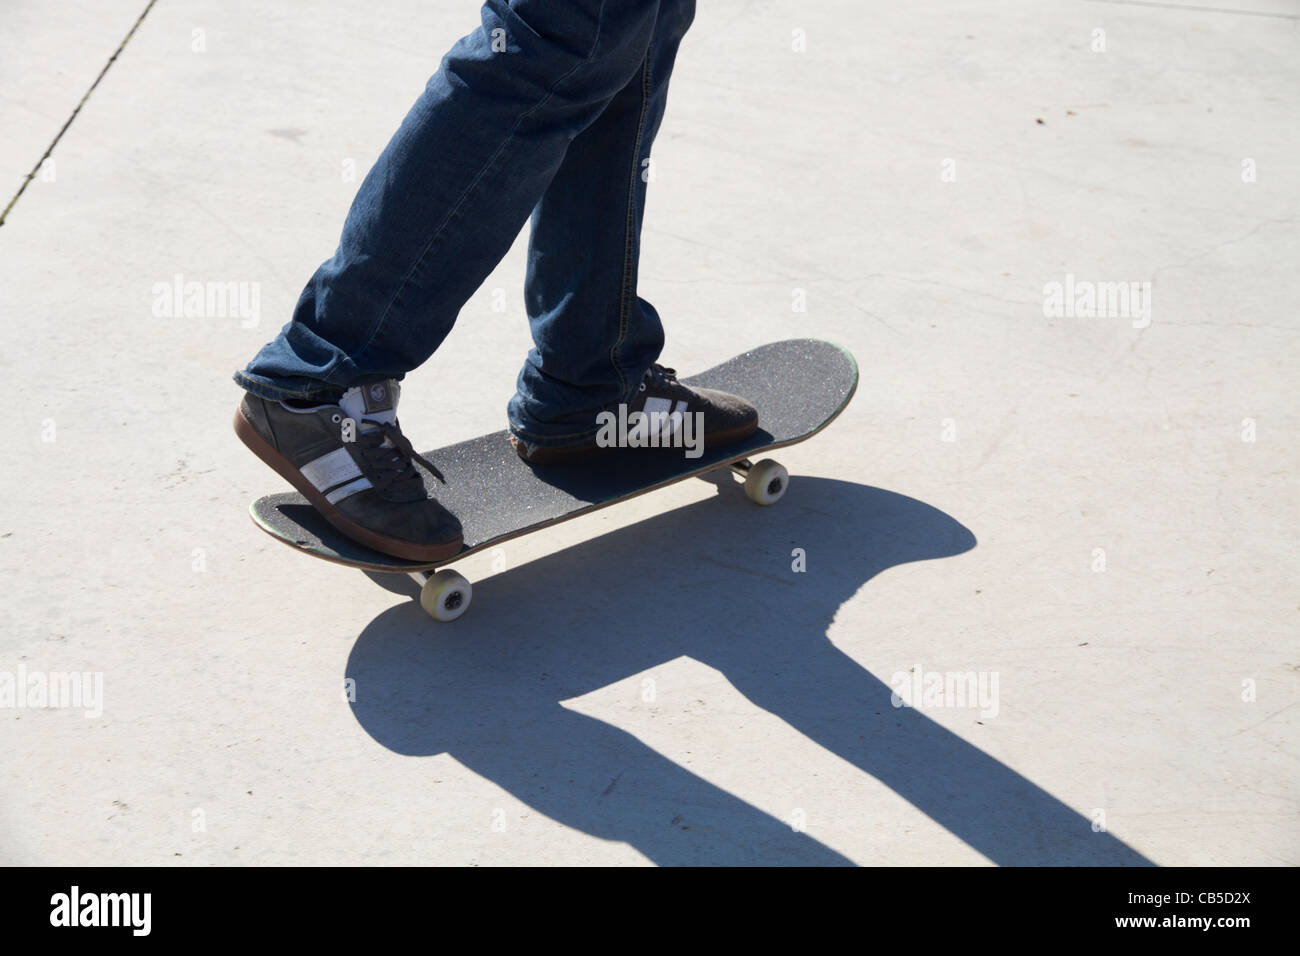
[
  {"xmin": 0, "ymin": 0, "xmax": 1296, "ymax": 865},
  {"xmin": 0, "ymin": 1, "xmax": 148, "ymax": 206}
]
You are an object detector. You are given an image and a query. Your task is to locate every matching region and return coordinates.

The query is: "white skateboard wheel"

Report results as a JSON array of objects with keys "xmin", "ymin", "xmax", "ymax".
[
  {"xmin": 420, "ymin": 569, "xmax": 472, "ymax": 622},
  {"xmin": 743, "ymin": 459, "xmax": 788, "ymax": 506}
]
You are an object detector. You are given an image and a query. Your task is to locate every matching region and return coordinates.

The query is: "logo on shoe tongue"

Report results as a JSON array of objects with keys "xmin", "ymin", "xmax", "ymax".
[{"xmin": 362, "ymin": 382, "xmax": 394, "ymax": 415}]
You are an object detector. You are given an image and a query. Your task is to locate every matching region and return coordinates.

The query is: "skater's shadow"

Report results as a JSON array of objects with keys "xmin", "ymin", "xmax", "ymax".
[{"xmin": 345, "ymin": 477, "xmax": 1152, "ymax": 866}]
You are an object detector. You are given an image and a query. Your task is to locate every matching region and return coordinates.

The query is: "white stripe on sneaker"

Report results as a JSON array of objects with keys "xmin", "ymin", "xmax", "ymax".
[
  {"xmin": 324, "ymin": 476, "xmax": 373, "ymax": 504},
  {"xmin": 642, "ymin": 396, "xmax": 673, "ymax": 418},
  {"xmin": 299, "ymin": 447, "xmax": 362, "ymax": 491},
  {"xmin": 641, "ymin": 397, "xmax": 690, "ymax": 442},
  {"xmin": 670, "ymin": 400, "xmax": 688, "ymax": 435},
  {"xmin": 642, "ymin": 396, "xmax": 672, "ymax": 444}
]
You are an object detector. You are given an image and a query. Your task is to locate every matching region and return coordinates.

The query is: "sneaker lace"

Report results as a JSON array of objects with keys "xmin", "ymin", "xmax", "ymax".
[
  {"xmin": 646, "ymin": 363, "xmax": 678, "ymax": 387},
  {"xmin": 356, "ymin": 418, "xmax": 446, "ymax": 495}
]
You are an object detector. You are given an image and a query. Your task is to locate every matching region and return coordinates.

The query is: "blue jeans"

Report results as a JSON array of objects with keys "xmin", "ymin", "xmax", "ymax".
[{"xmin": 234, "ymin": 0, "xmax": 695, "ymax": 447}]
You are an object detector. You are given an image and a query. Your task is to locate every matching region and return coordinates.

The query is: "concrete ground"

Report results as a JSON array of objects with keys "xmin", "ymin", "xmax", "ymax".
[{"xmin": 1, "ymin": 0, "xmax": 1296, "ymax": 866}]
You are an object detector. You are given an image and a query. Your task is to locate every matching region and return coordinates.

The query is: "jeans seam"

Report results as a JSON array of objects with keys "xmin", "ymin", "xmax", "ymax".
[
  {"xmin": 607, "ymin": 47, "xmax": 655, "ymax": 405},
  {"xmin": 353, "ymin": 0, "xmax": 611, "ymax": 367}
]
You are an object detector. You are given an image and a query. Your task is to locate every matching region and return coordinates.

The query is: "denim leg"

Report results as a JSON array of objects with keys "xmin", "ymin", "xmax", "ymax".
[
  {"xmin": 508, "ymin": 0, "xmax": 696, "ymax": 445},
  {"xmin": 235, "ymin": 0, "xmax": 662, "ymax": 401}
]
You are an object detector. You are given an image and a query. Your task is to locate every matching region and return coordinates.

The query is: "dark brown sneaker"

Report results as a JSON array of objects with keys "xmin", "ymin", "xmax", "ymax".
[
  {"xmin": 234, "ymin": 381, "xmax": 463, "ymax": 561},
  {"xmin": 512, "ymin": 363, "xmax": 758, "ymax": 464}
]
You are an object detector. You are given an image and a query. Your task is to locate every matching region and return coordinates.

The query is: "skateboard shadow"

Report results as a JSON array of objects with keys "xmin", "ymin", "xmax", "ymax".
[{"xmin": 345, "ymin": 476, "xmax": 1153, "ymax": 866}]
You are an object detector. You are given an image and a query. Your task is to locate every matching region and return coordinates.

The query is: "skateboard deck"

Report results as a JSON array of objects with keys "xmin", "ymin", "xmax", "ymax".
[{"xmin": 249, "ymin": 338, "xmax": 857, "ymax": 618}]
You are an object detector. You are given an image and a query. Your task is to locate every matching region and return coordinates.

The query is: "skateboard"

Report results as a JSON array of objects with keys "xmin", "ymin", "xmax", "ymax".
[{"xmin": 249, "ymin": 338, "xmax": 858, "ymax": 621}]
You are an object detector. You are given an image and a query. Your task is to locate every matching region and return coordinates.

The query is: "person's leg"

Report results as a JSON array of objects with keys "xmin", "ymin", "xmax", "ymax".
[
  {"xmin": 235, "ymin": 0, "xmax": 662, "ymax": 401},
  {"xmin": 233, "ymin": 1, "xmax": 668, "ymax": 562},
  {"xmin": 507, "ymin": 0, "xmax": 696, "ymax": 447}
]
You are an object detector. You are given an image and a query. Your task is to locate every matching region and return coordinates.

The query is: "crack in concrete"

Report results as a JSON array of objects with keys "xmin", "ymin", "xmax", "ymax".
[{"xmin": 0, "ymin": 0, "xmax": 161, "ymax": 228}]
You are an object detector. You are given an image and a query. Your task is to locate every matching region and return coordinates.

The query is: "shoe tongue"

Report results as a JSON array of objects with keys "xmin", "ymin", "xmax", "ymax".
[{"xmin": 339, "ymin": 380, "xmax": 400, "ymax": 434}]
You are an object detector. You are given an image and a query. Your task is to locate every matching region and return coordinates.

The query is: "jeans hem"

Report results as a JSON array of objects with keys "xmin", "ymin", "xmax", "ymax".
[
  {"xmin": 506, "ymin": 419, "xmax": 604, "ymax": 448},
  {"xmin": 232, "ymin": 371, "xmax": 341, "ymax": 402}
]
